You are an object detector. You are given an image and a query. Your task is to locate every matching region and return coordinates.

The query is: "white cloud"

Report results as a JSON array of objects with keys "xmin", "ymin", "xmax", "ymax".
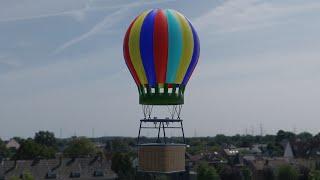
[
  {"xmin": 53, "ymin": 0, "xmax": 175, "ymax": 54},
  {"xmin": 195, "ymin": 0, "xmax": 320, "ymax": 33},
  {"xmin": 0, "ymin": 0, "xmax": 143, "ymax": 23},
  {"xmin": 0, "ymin": 0, "xmax": 87, "ymax": 22},
  {"xmin": 0, "ymin": 56, "xmax": 21, "ymax": 67},
  {"xmin": 0, "ymin": 46, "xmax": 137, "ymax": 139},
  {"xmin": 52, "ymin": 3, "xmax": 135, "ymax": 54},
  {"xmin": 184, "ymin": 49, "xmax": 320, "ymax": 136},
  {"xmin": 197, "ymin": 51, "xmax": 320, "ymax": 82}
]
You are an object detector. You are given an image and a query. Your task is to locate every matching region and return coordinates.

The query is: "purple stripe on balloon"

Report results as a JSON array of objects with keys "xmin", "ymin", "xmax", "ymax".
[{"xmin": 140, "ymin": 9, "xmax": 157, "ymax": 87}]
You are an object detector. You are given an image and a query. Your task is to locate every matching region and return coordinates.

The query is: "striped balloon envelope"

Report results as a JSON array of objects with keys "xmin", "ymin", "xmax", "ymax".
[{"xmin": 123, "ymin": 9, "xmax": 200, "ymax": 105}]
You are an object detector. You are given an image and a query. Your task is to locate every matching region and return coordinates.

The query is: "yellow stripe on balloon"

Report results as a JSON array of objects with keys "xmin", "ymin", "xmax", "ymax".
[
  {"xmin": 174, "ymin": 12, "xmax": 194, "ymax": 84},
  {"xmin": 128, "ymin": 10, "xmax": 150, "ymax": 85}
]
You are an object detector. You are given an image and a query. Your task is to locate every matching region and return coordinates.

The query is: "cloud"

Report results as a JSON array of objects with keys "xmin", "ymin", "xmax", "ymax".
[
  {"xmin": 52, "ymin": 5, "xmax": 133, "ymax": 54},
  {"xmin": 53, "ymin": 0, "xmax": 175, "ymax": 54},
  {"xmin": 0, "ymin": 0, "xmax": 132, "ymax": 23},
  {"xmin": 194, "ymin": 0, "xmax": 320, "ymax": 33},
  {"xmin": 0, "ymin": 46, "xmax": 136, "ymax": 139},
  {"xmin": 197, "ymin": 51, "xmax": 320, "ymax": 82},
  {"xmin": 0, "ymin": 0, "xmax": 85, "ymax": 23},
  {"xmin": 0, "ymin": 56, "xmax": 21, "ymax": 67},
  {"xmin": 184, "ymin": 49, "xmax": 320, "ymax": 136}
]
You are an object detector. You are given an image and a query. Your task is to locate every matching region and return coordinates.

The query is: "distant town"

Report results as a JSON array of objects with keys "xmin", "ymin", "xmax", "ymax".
[{"xmin": 0, "ymin": 130, "xmax": 320, "ymax": 180}]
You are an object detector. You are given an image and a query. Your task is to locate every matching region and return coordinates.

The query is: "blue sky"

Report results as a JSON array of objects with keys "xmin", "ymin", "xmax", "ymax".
[{"xmin": 1, "ymin": 0, "xmax": 320, "ymax": 139}]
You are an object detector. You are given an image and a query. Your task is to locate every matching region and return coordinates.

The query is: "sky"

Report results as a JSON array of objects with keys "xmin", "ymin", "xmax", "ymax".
[{"xmin": 1, "ymin": 0, "xmax": 320, "ymax": 139}]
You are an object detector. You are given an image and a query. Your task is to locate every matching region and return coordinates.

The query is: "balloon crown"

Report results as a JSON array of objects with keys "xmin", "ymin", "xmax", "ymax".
[{"xmin": 123, "ymin": 9, "xmax": 200, "ymax": 105}]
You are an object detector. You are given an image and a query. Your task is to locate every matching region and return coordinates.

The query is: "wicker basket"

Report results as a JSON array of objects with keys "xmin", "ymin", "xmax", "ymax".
[{"xmin": 138, "ymin": 144, "xmax": 186, "ymax": 173}]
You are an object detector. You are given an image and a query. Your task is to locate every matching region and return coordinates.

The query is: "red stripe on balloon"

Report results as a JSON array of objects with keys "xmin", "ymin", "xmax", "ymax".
[
  {"xmin": 153, "ymin": 9, "xmax": 168, "ymax": 84},
  {"xmin": 123, "ymin": 18, "xmax": 141, "ymax": 85}
]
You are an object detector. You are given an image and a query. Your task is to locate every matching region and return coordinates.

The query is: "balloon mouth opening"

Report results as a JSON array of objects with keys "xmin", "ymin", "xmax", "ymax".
[{"xmin": 138, "ymin": 84, "xmax": 185, "ymax": 105}]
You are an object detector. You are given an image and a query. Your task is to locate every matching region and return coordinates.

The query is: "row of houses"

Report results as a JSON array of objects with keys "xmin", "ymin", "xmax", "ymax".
[
  {"xmin": 0, "ymin": 157, "xmax": 117, "ymax": 180},
  {"xmin": 185, "ymin": 140, "xmax": 320, "ymax": 179}
]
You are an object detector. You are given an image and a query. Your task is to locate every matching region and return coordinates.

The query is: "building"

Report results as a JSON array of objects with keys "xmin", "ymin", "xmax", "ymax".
[
  {"xmin": 283, "ymin": 142, "xmax": 294, "ymax": 159},
  {"xmin": 0, "ymin": 157, "xmax": 117, "ymax": 180},
  {"xmin": 5, "ymin": 139, "xmax": 20, "ymax": 150}
]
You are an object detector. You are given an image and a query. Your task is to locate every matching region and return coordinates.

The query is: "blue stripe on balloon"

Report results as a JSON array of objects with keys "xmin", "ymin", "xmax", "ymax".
[
  {"xmin": 182, "ymin": 21, "xmax": 200, "ymax": 85},
  {"xmin": 140, "ymin": 9, "xmax": 157, "ymax": 86},
  {"xmin": 165, "ymin": 9, "xmax": 182, "ymax": 83}
]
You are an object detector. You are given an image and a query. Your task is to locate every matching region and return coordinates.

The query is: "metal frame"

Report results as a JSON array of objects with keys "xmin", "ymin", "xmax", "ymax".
[
  {"xmin": 137, "ymin": 118, "xmax": 186, "ymax": 145},
  {"xmin": 137, "ymin": 105, "xmax": 186, "ymax": 175}
]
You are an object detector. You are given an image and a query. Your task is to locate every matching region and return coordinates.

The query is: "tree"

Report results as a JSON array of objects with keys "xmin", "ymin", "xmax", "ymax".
[
  {"xmin": 277, "ymin": 165, "xmax": 299, "ymax": 180},
  {"xmin": 309, "ymin": 170, "xmax": 320, "ymax": 180},
  {"xmin": 12, "ymin": 137, "xmax": 24, "ymax": 144},
  {"xmin": 0, "ymin": 138, "xmax": 9, "ymax": 158},
  {"xmin": 34, "ymin": 131, "xmax": 56, "ymax": 147},
  {"xmin": 297, "ymin": 132, "xmax": 313, "ymax": 141},
  {"xmin": 111, "ymin": 152, "xmax": 134, "ymax": 179},
  {"xmin": 13, "ymin": 139, "xmax": 56, "ymax": 160},
  {"xmin": 40, "ymin": 146, "xmax": 56, "ymax": 159},
  {"xmin": 266, "ymin": 143, "xmax": 283, "ymax": 157},
  {"xmin": 261, "ymin": 135, "xmax": 276, "ymax": 144},
  {"xmin": 22, "ymin": 171, "xmax": 35, "ymax": 180},
  {"xmin": 215, "ymin": 134, "xmax": 230, "ymax": 145},
  {"xmin": 105, "ymin": 139, "xmax": 130, "ymax": 152},
  {"xmin": 219, "ymin": 166, "xmax": 242, "ymax": 180},
  {"xmin": 316, "ymin": 160, "xmax": 320, "ymax": 170},
  {"xmin": 298, "ymin": 165, "xmax": 310, "ymax": 180},
  {"xmin": 197, "ymin": 162, "xmax": 220, "ymax": 180},
  {"xmin": 206, "ymin": 166, "xmax": 220, "ymax": 180},
  {"xmin": 238, "ymin": 135, "xmax": 255, "ymax": 147},
  {"xmin": 9, "ymin": 172, "xmax": 34, "ymax": 180},
  {"xmin": 63, "ymin": 137, "xmax": 97, "ymax": 158},
  {"xmin": 276, "ymin": 130, "xmax": 295, "ymax": 143},
  {"xmin": 310, "ymin": 134, "xmax": 320, "ymax": 153},
  {"xmin": 241, "ymin": 167, "xmax": 252, "ymax": 180},
  {"xmin": 9, "ymin": 176, "xmax": 20, "ymax": 180},
  {"xmin": 262, "ymin": 166, "xmax": 275, "ymax": 180}
]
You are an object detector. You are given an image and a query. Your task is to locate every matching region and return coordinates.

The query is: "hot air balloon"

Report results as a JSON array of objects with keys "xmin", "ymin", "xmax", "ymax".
[
  {"xmin": 123, "ymin": 9, "xmax": 200, "ymax": 174},
  {"xmin": 123, "ymin": 8, "xmax": 200, "ymax": 105}
]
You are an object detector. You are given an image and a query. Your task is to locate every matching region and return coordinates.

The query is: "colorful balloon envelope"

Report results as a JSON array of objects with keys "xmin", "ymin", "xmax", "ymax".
[{"xmin": 123, "ymin": 9, "xmax": 200, "ymax": 105}]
